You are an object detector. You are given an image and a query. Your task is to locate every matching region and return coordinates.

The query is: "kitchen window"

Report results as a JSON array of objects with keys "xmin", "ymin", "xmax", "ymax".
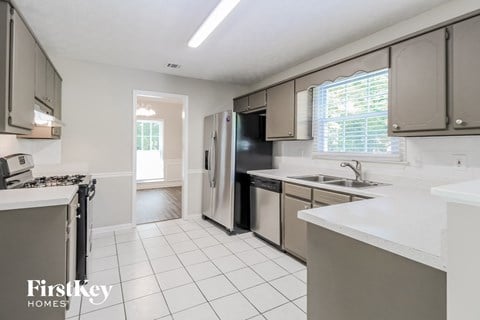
[
  {"xmin": 312, "ymin": 68, "xmax": 404, "ymax": 161},
  {"xmin": 136, "ymin": 120, "xmax": 164, "ymax": 181}
]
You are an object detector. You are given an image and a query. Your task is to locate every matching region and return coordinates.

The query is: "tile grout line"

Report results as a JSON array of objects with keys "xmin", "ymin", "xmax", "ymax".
[
  {"xmin": 160, "ymin": 220, "xmax": 225, "ymax": 319},
  {"xmin": 135, "ymin": 224, "xmax": 175, "ymax": 318},
  {"xmin": 114, "ymin": 231, "xmax": 128, "ymax": 320},
  {"xmin": 171, "ymin": 218, "xmax": 307, "ymax": 317},
  {"xmin": 89, "ymin": 218, "xmax": 307, "ymax": 319}
]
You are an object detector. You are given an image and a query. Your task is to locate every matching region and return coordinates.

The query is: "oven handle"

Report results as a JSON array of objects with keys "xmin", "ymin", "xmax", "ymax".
[
  {"xmin": 88, "ymin": 179, "xmax": 97, "ymax": 200},
  {"xmin": 88, "ymin": 188, "xmax": 96, "ymax": 200}
]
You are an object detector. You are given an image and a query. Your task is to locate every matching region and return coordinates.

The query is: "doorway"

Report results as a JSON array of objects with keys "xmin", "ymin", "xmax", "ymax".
[{"xmin": 132, "ymin": 91, "xmax": 188, "ymax": 224}]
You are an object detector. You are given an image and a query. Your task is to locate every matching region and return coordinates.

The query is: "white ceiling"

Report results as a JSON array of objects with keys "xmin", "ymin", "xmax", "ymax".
[{"xmin": 14, "ymin": 0, "xmax": 450, "ymax": 84}]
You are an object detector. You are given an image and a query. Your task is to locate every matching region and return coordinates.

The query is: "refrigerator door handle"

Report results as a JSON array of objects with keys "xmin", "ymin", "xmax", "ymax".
[{"xmin": 209, "ymin": 131, "xmax": 217, "ymax": 188}]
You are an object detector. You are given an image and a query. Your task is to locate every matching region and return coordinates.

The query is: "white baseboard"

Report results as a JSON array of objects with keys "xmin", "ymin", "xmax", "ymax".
[
  {"xmin": 184, "ymin": 213, "xmax": 203, "ymax": 220},
  {"xmin": 92, "ymin": 223, "xmax": 136, "ymax": 234},
  {"xmin": 136, "ymin": 180, "xmax": 182, "ymax": 190}
]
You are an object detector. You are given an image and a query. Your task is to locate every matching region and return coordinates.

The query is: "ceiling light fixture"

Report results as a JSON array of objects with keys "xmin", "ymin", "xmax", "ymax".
[{"xmin": 188, "ymin": 0, "xmax": 241, "ymax": 48}]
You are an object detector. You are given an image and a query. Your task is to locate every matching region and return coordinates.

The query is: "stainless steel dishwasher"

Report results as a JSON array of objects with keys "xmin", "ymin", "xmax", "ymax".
[{"xmin": 250, "ymin": 176, "xmax": 282, "ymax": 246}]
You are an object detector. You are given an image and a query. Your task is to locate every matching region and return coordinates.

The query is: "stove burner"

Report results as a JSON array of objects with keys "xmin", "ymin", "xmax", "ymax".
[{"xmin": 22, "ymin": 174, "xmax": 87, "ymax": 188}]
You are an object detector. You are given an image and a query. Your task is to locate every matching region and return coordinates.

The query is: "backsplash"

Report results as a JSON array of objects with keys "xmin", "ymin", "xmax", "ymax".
[
  {"xmin": 273, "ymin": 136, "xmax": 480, "ymax": 187},
  {"xmin": 0, "ymin": 134, "xmax": 61, "ymax": 165}
]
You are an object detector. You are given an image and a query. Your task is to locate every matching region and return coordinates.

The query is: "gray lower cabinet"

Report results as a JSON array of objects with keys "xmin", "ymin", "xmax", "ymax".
[
  {"xmin": 389, "ymin": 28, "xmax": 448, "ymax": 134},
  {"xmin": 452, "ymin": 15, "xmax": 480, "ymax": 130},
  {"xmin": 0, "ymin": 3, "xmax": 35, "ymax": 134},
  {"xmin": 0, "ymin": 198, "xmax": 77, "ymax": 320},
  {"xmin": 307, "ymin": 224, "xmax": 446, "ymax": 320},
  {"xmin": 284, "ymin": 195, "xmax": 310, "ymax": 260},
  {"xmin": 266, "ymin": 80, "xmax": 295, "ymax": 140},
  {"xmin": 283, "ymin": 183, "xmax": 354, "ymax": 262}
]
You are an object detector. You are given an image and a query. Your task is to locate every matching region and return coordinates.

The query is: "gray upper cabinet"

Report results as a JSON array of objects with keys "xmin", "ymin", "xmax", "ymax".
[
  {"xmin": 34, "ymin": 44, "xmax": 46, "ymax": 105},
  {"xmin": 233, "ymin": 90, "xmax": 266, "ymax": 113},
  {"xmin": 35, "ymin": 44, "xmax": 56, "ymax": 109},
  {"xmin": 8, "ymin": 8, "xmax": 35, "ymax": 131},
  {"xmin": 53, "ymin": 71, "xmax": 62, "ymax": 119},
  {"xmin": 233, "ymin": 96, "xmax": 248, "ymax": 113},
  {"xmin": 248, "ymin": 90, "xmax": 266, "ymax": 111},
  {"xmin": 452, "ymin": 15, "xmax": 480, "ymax": 130},
  {"xmin": 0, "ymin": 3, "xmax": 35, "ymax": 134},
  {"xmin": 389, "ymin": 28, "xmax": 448, "ymax": 134},
  {"xmin": 266, "ymin": 80, "xmax": 295, "ymax": 140}
]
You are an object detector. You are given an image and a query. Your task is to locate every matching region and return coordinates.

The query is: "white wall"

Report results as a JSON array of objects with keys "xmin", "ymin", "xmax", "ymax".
[
  {"xmin": 0, "ymin": 135, "xmax": 62, "ymax": 165},
  {"xmin": 1, "ymin": 58, "xmax": 246, "ymax": 227},
  {"xmin": 57, "ymin": 58, "xmax": 246, "ymax": 226}
]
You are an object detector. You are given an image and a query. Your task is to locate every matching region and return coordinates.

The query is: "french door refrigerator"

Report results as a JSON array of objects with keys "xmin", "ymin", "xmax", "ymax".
[{"xmin": 202, "ymin": 110, "xmax": 272, "ymax": 232}]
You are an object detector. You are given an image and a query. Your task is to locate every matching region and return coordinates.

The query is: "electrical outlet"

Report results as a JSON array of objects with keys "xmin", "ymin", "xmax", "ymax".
[{"xmin": 452, "ymin": 154, "xmax": 467, "ymax": 169}]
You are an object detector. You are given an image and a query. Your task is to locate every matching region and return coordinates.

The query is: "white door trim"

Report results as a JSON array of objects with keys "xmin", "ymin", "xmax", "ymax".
[{"xmin": 132, "ymin": 90, "xmax": 189, "ymax": 225}]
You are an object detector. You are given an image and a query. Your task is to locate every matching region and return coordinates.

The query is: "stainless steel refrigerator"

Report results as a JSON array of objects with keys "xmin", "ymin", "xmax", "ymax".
[
  {"xmin": 202, "ymin": 111, "xmax": 235, "ymax": 231},
  {"xmin": 202, "ymin": 110, "xmax": 272, "ymax": 232}
]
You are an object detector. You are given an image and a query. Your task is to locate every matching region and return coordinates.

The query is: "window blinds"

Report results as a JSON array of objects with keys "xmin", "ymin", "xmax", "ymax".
[{"xmin": 312, "ymin": 69, "xmax": 405, "ymax": 161}]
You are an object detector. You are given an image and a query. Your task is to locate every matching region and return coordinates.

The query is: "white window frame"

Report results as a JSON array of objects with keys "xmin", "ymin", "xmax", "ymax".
[
  {"xmin": 312, "ymin": 69, "xmax": 405, "ymax": 163},
  {"xmin": 136, "ymin": 120, "xmax": 164, "ymax": 152}
]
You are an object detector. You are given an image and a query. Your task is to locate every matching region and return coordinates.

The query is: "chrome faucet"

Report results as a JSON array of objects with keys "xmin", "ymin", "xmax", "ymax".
[{"xmin": 340, "ymin": 160, "xmax": 363, "ymax": 181}]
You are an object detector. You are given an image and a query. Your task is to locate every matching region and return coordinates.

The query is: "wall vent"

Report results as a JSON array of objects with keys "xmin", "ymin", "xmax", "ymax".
[{"xmin": 166, "ymin": 63, "xmax": 181, "ymax": 69}]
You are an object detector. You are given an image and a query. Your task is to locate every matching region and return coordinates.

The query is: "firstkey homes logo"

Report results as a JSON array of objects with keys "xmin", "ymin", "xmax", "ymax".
[{"xmin": 26, "ymin": 280, "xmax": 113, "ymax": 308}]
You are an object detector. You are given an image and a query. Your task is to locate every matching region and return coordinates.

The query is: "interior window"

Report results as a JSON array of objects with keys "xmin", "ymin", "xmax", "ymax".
[{"xmin": 312, "ymin": 68, "xmax": 404, "ymax": 161}]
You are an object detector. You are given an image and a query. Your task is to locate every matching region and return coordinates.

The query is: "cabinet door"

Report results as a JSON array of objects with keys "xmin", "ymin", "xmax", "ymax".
[
  {"xmin": 9, "ymin": 11, "xmax": 35, "ymax": 130},
  {"xmin": 266, "ymin": 80, "xmax": 295, "ymax": 139},
  {"xmin": 248, "ymin": 90, "xmax": 266, "ymax": 110},
  {"xmin": 389, "ymin": 29, "xmax": 447, "ymax": 133},
  {"xmin": 53, "ymin": 72, "xmax": 62, "ymax": 119},
  {"xmin": 34, "ymin": 44, "xmax": 47, "ymax": 104},
  {"xmin": 453, "ymin": 16, "xmax": 480, "ymax": 129},
  {"xmin": 284, "ymin": 195, "xmax": 309, "ymax": 261},
  {"xmin": 233, "ymin": 96, "xmax": 248, "ymax": 113},
  {"xmin": 45, "ymin": 60, "xmax": 55, "ymax": 107}
]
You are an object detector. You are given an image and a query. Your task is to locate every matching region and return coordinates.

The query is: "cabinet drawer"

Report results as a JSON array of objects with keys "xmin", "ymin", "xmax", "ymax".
[
  {"xmin": 313, "ymin": 189, "xmax": 350, "ymax": 205},
  {"xmin": 284, "ymin": 183, "xmax": 311, "ymax": 201}
]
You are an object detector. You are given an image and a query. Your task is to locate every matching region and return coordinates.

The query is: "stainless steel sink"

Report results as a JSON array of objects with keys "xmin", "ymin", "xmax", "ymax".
[
  {"xmin": 324, "ymin": 179, "xmax": 381, "ymax": 188},
  {"xmin": 288, "ymin": 175, "xmax": 343, "ymax": 183},
  {"xmin": 289, "ymin": 174, "xmax": 385, "ymax": 188}
]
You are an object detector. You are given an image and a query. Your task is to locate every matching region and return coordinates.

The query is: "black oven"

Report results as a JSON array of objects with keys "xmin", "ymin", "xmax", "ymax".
[{"xmin": 76, "ymin": 178, "xmax": 96, "ymax": 282}]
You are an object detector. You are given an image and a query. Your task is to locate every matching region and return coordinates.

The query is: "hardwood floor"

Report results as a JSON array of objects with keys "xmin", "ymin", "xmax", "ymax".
[{"xmin": 136, "ymin": 187, "xmax": 182, "ymax": 224}]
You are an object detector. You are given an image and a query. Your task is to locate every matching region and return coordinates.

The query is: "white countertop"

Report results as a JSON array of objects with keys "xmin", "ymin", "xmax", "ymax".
[
  {"xmin": 248, "ymin": 169, "xmax": 448, "ymax": 271},
  {"xmin": 431, "ymin": 179, "xmax": 480, "ymax": 207},
  {"xmin": 0, "ymin": 186, "xmax": 78, "ymax": 211}
]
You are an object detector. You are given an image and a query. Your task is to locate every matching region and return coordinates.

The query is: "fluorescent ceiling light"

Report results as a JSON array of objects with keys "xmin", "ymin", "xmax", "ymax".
[{"xmin": 188, "ymin": 0, "xmax": 241, "ymax": 48}]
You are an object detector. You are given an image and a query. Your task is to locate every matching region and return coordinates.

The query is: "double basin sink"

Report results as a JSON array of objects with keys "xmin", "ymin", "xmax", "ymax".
[{"xmin": 287, "ymin": 174, "xmax": 384, "ymax": 188}]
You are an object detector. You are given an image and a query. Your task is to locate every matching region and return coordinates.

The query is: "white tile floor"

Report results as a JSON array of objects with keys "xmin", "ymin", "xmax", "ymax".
[{"xmin": 66, "ymin": 217, "xmax": 307, "ymax": 320}]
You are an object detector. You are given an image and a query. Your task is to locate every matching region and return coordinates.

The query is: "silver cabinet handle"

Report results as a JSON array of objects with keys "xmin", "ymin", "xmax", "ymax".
[
  {"xmin": 392, "ymin": 123, "xmax": 399, "ymax": 129},
  {"xmin": 288, "ymin": 131, "xmax": 293, "ymax": 136},
  {"xmin": 456, "ymin": 119, "xmax": 464, "ymax": 125},
  {"xmin": 76, "ymin": 214, "xmax": 81, "ymax": 219},
  {"xmin": 304, "ymin": 205, "xmax": 310, "ymax": 209}
]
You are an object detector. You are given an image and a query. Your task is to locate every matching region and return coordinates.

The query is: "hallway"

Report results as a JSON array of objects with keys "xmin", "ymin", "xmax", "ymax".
[{"xmin": 136, "ymin": 187, "xmax": 182, "ymax": 224}]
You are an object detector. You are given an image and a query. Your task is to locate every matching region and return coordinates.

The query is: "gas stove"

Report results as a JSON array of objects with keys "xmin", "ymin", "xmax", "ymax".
[
  {"xmin": 0, "ymin": 153, "xmax": 96, "ymax": 283},
  {"xmin": 0, "ymin": 154, "xmax": 91, "ymax": 189},
  {"xmin": 22, "ymin": 174, "xmax": 89, "ymax": 188}
]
